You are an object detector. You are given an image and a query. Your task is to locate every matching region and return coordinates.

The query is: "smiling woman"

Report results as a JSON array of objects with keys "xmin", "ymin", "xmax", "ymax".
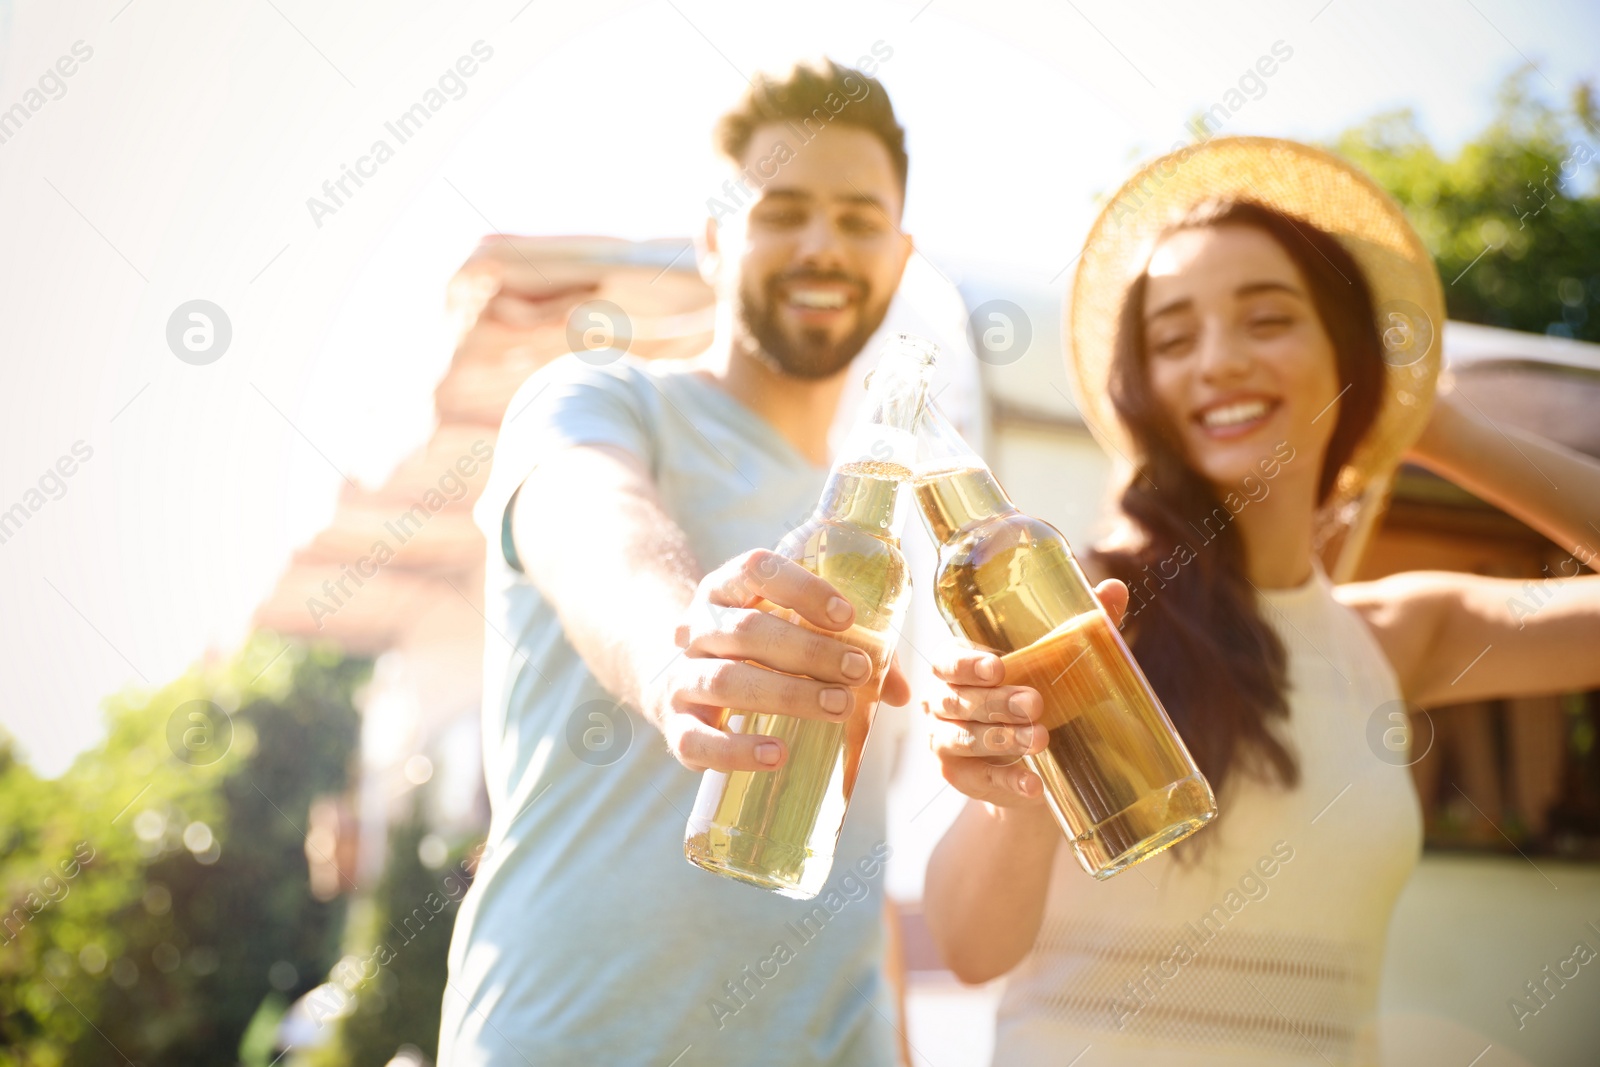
[
  {"xmin": 919, "ymin": 137, "xmax": 1600, "ymax": 1067},
  {"xmin": 1100, "ymin": 198, "xmax": 1392, "ymax": 796}
]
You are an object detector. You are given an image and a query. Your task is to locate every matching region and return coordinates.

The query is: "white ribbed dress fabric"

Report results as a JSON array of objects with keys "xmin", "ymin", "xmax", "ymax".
[{"xmin": 992, "ymin": 566, "xmax": 1423, "ymax": 1066}]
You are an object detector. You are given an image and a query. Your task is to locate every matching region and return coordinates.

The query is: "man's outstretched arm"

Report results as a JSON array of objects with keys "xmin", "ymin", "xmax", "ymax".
[{"xmin": 511, "ymin": 443, "xmax": 894, "ymax": 772}]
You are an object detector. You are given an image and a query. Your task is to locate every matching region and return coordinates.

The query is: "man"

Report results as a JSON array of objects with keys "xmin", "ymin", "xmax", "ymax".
[{"xmin": 440, "ymin": 59, "xmax": 925, "ymax": 1065}]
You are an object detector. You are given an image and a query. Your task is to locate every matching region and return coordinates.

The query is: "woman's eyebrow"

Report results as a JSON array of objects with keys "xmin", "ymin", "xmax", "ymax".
[
  {"xmin": 1145, "ymin": 296, "xmax": 1191, "ymax": 321},
  {"xmin": 1235, "ymin": 280, "xmax": 1304, "ymax": 300},
  {"xmin": 1145, "ymin": 280, "xmax": 1304, "ymax": 321}
]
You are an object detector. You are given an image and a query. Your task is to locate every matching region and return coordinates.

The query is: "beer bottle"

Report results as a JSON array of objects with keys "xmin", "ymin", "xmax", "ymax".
[
  {"xmin": 912, "ymin": 402, "xmax": 1217, "ymax": 878},
  {"xmin": 684, "ymin": 334, "xmax": 938, "ymax": 898}
]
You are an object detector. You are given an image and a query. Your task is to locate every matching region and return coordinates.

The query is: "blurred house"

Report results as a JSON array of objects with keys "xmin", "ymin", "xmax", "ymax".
[
  {"xmin": 253, "ymin": 237, "xmax": 1600, "ymax": 1067},
  {"xmin": 255, "ymin": 237, "xmax": 721, "ymax": 887}
]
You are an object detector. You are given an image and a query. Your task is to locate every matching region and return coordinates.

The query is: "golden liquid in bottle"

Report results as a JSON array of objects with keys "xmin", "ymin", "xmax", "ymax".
[
  {"xmin": 914, "ymin": 465, "xmax": 1215, "ymax": 878},
  {"xmin": 684, "ymin": 462, "xmax": 910, "ymax": 899}
]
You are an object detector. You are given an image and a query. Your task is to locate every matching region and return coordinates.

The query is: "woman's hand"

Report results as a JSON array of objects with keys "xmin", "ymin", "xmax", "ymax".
[
  {"xmin": 921, "ymin": 580, "xmax": 1128, "ymax": 984},
  {"xmin": 923, "ymin": 579, "xmax": 1130, "ymax": 806}
]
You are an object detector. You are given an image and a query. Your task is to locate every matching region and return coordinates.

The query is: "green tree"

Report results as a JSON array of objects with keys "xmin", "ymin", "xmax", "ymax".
[
  {"xmin": 307, "ymin": 798, "xmax": 479, "ymax": 1067},
  {"xmin": 0, "ymin": 633, "xmax": 366, "ymax": 1066},
  {"xmin": 1333, "ymin": 69, "xmax": 1600, "ymax": 341}
]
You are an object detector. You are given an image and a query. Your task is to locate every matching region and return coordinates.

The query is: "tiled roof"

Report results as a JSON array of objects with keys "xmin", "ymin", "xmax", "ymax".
[{"xmin": 252, "ymin": 236, "xmax": 713, "ymax": 653}]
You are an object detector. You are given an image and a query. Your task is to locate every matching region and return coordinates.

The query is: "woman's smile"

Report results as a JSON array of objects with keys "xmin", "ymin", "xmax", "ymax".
[
  {"xmin": 1142, "ymin": 225, "xmax": 1341, "ymax": 493},
  {"xmin": 1190, "ymin": 392, "xmax": 1283, "ymax": 441}
]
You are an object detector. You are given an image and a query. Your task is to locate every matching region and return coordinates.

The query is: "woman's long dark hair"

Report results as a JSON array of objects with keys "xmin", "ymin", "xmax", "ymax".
[{"xmin": 1092, "ymin": 199, "xmax": 1387, "ymax": 804}]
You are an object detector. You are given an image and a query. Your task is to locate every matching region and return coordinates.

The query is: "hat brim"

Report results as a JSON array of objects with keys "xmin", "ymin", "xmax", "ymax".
[{"xmin": 1068, "ymin": 136, "xmax": 1443, "ymax": 505}]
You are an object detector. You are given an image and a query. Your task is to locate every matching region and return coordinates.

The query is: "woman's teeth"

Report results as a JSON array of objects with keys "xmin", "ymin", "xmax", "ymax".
[{"xmin": 1200, "ymin": 399, "xmax": 1271, "ymax": 429}]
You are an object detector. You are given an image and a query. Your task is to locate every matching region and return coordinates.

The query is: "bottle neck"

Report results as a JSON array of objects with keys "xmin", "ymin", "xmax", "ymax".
[
  {"xmin": 820, "ymin": 338, "xmax": 935, "ymax": 538},
  {"xmin": 817, "ymin": 460, "xmax": 907, "ymax": 536},
  {"xmin": 912, "ymin": 463, "xmax": 1018, "ymax": 544}
]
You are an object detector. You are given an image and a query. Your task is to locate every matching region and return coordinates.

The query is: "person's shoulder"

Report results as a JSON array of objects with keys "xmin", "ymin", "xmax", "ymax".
[
  {"xmin": 500, "ymin": 352, "xmax": 657, "ymax": 414},
  {"xmin": 530, "ymin": 351, "xmax": 656, "ymax": 389},
  {"xmin": 1335, "ymin": 570, "xmax": 1455, "ymax": 638}
]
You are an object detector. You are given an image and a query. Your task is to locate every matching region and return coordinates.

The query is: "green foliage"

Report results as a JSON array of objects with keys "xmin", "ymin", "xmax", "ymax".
[
  {"xmin": 0, "ymin": 633, "xmax": 366, "ymax": 1066},
  {"xmin": 305, "ymin": 802, "xmax": 477, "ymax": 1067},
  {"xmin": 1332, "ymin": 70, "xmax": 1600, "ymax": 341}
]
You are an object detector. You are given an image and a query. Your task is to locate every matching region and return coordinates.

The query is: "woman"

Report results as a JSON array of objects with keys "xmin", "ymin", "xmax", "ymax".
[{"xmin": 919, "ymin": 138, "xmax": 1600, "ymax": 1065}]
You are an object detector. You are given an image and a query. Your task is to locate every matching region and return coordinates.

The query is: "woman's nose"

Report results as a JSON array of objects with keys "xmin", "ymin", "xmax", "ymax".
[{"xmin": 1194, "ymin": 320, "xmax": 1251, "ymax": 381}]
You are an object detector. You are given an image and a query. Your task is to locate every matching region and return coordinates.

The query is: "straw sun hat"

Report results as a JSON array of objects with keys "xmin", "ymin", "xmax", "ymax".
[{"xmin": 1068, "ymin": 136, "xmax": 1444, "ymax": 507}]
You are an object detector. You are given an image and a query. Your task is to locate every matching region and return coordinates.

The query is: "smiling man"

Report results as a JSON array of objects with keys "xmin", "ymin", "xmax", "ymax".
[{"xmin": 438, "ymin": 60, "xmax": 918, "ymax": 1066}]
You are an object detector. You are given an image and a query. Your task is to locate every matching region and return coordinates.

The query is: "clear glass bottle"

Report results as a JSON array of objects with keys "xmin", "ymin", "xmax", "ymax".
[
  {"xmin": 683, "ymin": 334, "xmax": 938, "ymax": 899},
  {"xmin": 912, "ymin": 402, "xmax": 1216, "ymax": 878}
]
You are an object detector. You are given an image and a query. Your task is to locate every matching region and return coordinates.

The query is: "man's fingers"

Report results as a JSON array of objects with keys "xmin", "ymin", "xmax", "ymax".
[
  {"xmin": 685, "ymin": 608, "xmax": 874, "ymax": 686},
  {"xmin": 1095, "ymin": 579, "xmax": 1130, "ymax": 630},
  {"xmin": 677, "ymin": 659, "xmax": 856, "ymax": 723},
  {"xmin": 706, "ymin": 550, "xmax": 854, "ymax": 631},
  {"xmin": 664, "ymin": 709, "xmax": 789, "ymax": 774},
  {"xmin": 880, "ymin": 654, "xmax": 911, "ymax": 708}
]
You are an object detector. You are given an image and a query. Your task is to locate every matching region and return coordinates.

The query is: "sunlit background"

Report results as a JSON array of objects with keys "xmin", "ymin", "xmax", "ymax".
[
  {"xmin": 2, "ymin": 1, "xmax": 1598, "ymax": 1065},
  {"xmin": 5, "ymin": 0, "xmax": 1597, "ymax": 774}
]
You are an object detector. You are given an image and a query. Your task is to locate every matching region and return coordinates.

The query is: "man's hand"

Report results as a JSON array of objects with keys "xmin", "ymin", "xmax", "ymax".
[
  {"xmin": 924, "ymin": 579, "xmax": 1129, "ymax": 806},
  {"xmin": 644, "ymin": 549, "xmax": 907, "ymax": 774}
]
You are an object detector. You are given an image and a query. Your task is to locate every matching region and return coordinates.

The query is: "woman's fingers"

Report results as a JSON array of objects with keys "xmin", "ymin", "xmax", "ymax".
[
  {"xmin": 931, "ymin": 684, "xmax": 1041, "ymax": 725},
  {"xmin": 922, "ymin": 667, "xmax": 1049, "ymax": 804},
  {"xmin": 930, "ymin": 648, "xmax": 1006, "ymax": 687},
  {"xmin": 927, "ymin": 712, "xmax": 1048, "ymax": 762},
  {"xmin": 1095, "ymin": 579, "xmax": 1130, "ymax": 629},
  {"xmin": 935, "ymin": 750, "xmax": 1045, "ymax": 805}
]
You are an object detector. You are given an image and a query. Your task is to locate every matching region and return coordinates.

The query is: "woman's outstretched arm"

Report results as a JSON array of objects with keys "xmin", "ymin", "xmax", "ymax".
[
  {"xmin": 925, "ymin": 799, "xmax": 1061, "ymax": 984},
  {"xmin": 1407, "ymin": 389, "xmax": 1600, "ymax": 561},
  {"xmin": 919, "ymin": 581, "xmax": 1129, "ymax": 983},
  {"xmin": 1342, "ymin": 392, "xmax": 1600, "ymax": 707},
  {"xmin": 1343, "ymin": 568, "xmax": 1599, "ymax": 706}
]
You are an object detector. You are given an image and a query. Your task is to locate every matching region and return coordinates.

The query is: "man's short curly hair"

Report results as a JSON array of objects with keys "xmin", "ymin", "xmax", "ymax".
[{"xmin": 714, "ymin": 58, "xmax": 908, "ymax": 194}]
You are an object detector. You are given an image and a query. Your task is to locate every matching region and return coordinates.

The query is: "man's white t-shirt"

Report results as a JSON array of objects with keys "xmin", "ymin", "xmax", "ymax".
[
  {"xmin": 439, "ymin": 353, "xmax": 902, "ymax": 1066},
  {"xmin": 441, "ymin": 256, "xmax": 986, "ymax": 1065}
]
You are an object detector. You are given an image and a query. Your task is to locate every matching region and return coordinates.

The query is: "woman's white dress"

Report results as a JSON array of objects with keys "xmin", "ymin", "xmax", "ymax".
[{"xmin": 993, "ymin": 567, "xmax": 1423, "ymax": 1066}]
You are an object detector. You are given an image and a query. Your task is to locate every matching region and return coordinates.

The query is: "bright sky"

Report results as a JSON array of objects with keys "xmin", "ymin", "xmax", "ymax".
[{"xmin": 1, "ymin": 0, "xmax": 1596, "ymax": 776}]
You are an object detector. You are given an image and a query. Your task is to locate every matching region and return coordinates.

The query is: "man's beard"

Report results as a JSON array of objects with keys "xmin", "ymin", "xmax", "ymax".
[{"xmin": 737, "ymin": 270, "xmax": 893, "ymax": 381}]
